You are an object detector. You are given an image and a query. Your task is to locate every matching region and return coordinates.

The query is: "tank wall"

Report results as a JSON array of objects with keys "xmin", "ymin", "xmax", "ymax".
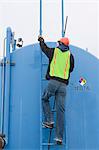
[
  {"xmin": 0, "ymin": 43, "xmax": 99, "ymax": 150},
  {"xmin": 5, "ymin": 44, "xmax": 41, "ymax": 150},
  {"xmin": 67, "ymin": 45, "xmax": 99, "ymax": 149}
]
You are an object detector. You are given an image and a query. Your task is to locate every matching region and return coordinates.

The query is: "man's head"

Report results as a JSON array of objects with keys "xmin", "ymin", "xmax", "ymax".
[{"xmin": 58, "ymin": 37, "xmax": 69, "ymax": 46}]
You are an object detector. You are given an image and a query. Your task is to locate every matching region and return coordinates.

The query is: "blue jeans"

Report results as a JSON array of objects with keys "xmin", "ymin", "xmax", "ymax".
[{"xmin": 42, "ymin": 79, "xmax": 66, "ymax": 140}]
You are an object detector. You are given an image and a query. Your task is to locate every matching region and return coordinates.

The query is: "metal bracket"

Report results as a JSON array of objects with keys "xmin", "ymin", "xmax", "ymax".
[{"xmin": 0, "ymin": 61, "xmax": 15, "ymax": 66}]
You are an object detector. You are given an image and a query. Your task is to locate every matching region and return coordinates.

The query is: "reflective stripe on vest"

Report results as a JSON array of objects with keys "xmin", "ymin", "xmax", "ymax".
[{"xmin": 49, "ymin": 48, "xmax": 70, "ymax": 80}]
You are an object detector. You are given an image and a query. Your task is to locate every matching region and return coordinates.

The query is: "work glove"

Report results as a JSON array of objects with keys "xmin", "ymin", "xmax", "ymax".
[{"xmin": 38, "ymin": 35, "xmax": 44, "ymax": 42}]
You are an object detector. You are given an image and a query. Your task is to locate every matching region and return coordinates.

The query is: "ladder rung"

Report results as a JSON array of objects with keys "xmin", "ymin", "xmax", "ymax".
[
  {"xmin": 42, "ymin": 126, "xmax": 55, "ymax": 129},
  {"xmin": 42, "ymin": 143, "xmax": 55, "ymax": 146},
  {"xmin": 42, "ymin": 143, "xmax": 66, "ymax": 146},
  {"xmin": 41, "ymin": 78, "xmax": 46, "ymax": 81},
  {"xmin": 41, "ymin": 63, "xmax": 48, "ymax": 65},
  {"xmin": 52, "ymin": 109, "xmax": 56, "ymax": 112}
]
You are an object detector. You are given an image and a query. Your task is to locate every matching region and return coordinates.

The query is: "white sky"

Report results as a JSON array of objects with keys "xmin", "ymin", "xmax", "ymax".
[{"xmin": 0, "ymin": 0, "xmax": 99, "ymax": 58}]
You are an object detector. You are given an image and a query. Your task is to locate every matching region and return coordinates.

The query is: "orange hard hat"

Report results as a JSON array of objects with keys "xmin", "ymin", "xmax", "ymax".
[{"xmin": 59, "ymin": 37, "xmax": 69, "ymax": 46}]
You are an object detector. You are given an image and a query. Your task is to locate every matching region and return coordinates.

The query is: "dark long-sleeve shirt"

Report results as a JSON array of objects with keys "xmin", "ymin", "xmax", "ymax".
[{"xmin": 39, "ymin": 41, "xmax": 74, "ymax": 85}]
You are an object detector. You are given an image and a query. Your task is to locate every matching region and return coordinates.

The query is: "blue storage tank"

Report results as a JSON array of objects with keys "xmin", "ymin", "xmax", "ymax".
[{"xmin": 0, "ymin": 28, "xmax": 99, "ymax": 150}]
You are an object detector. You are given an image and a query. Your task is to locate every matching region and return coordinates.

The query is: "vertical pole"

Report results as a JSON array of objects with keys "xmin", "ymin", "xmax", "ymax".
[
  {"xmin": 0, "ymin": 38, "xmax": 6, "ymax": 134},
  {"xmin": 3, "ymin": 27, "xmax": 12, "ymax": 144},
  {"xmin": 12, "ymin": 32, "xmax": 16, "ymax": 51},
  {"xmin": 40, "ymin": 0, "xmax": 42, "ymax": 150},
  {"xmin": 12, "ymin": 40, "xmax": 16, "ymax": 51},
  {"xmin": 62, "ymin": 0, "xmax": 64, "ymax": 37},
  {"xmin": 40, "ymin": 0, "xmax": 42, "ymax": 35}
]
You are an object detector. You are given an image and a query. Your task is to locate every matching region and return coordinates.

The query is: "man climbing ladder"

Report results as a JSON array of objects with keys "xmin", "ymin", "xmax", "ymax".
[{"xmin": 38, "ymin": 36, "xmax": 74, "ymax": 144}]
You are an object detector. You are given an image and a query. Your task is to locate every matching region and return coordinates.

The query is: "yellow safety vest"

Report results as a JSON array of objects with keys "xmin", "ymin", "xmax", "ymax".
[{"xmin": 49, "ymin": 48, "xmax": 70, "ymax": 80}]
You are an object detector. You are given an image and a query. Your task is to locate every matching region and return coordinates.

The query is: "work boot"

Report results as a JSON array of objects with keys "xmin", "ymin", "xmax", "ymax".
[
  {"xmin": 54, "ymin": 138, "xmax": 63, "ymax": 145},
  {"xmin": 42, "ymin": 122, "xmax": 54, "ymax": 129},
  {"xmin": 0, "ymin": 137, "xmax": 5, "ymax": 150}
]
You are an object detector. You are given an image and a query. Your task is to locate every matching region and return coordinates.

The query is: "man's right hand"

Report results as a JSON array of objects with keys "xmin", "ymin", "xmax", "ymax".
[{"xmin": 38, "ymin": 35, "xmax": 44, "ymax": 42}]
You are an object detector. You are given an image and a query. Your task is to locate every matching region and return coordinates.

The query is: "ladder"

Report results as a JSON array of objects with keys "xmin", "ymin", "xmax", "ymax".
[
  {"xmin": 39, "ymin": 0, "xmax": 68, "ymax": 149},
  {"xmin": 41, "ymin": 60, "xmax": 67, "ymax": 150}
]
